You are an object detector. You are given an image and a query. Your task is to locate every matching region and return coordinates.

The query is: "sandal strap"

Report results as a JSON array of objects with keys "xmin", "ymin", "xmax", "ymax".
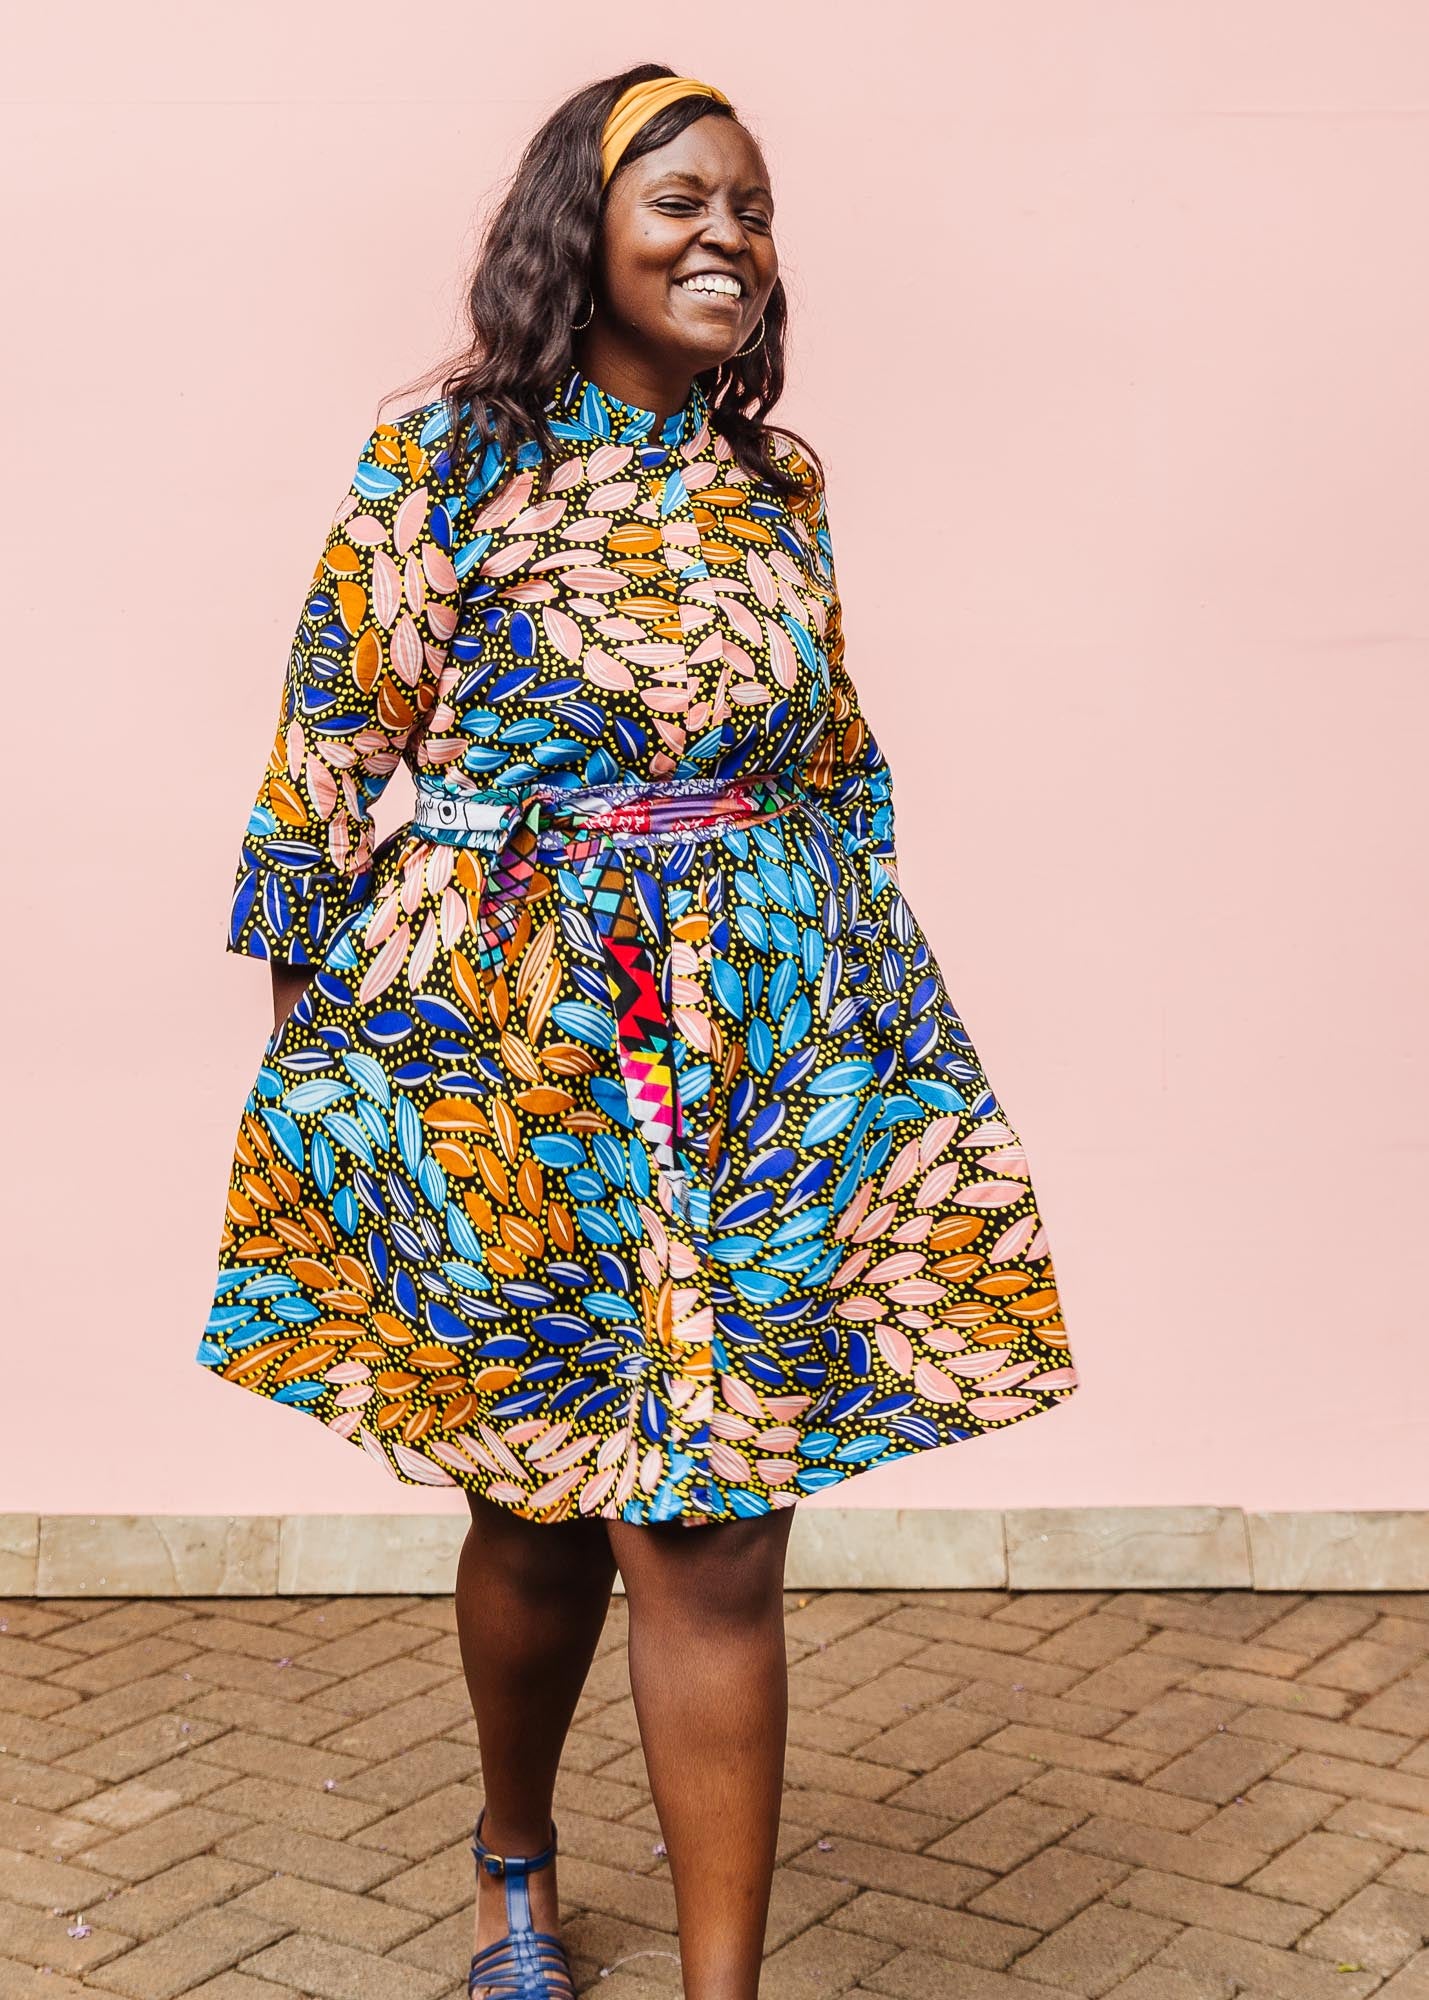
[
  {"xmin": 468, "ymin": 1808, "xmax": 573, "ymax": 1998},
  {"xmin": 472, "ymin": 1805, "xmax": 559, "ymax": 1877},
  {"xmin": 468, "ymin": 1932, "xmax": 575, "ymax": 1997}
]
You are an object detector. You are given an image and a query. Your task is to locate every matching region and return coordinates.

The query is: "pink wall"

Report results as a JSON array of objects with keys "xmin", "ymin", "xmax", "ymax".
[{"xmin": 7, "ymin": 5, "xmax": 1427, "ymax": 1517}]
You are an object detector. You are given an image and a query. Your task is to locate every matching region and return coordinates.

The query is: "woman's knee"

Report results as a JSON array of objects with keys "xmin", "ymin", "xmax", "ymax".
[
  {"xmin": 462, "ymin": 1490, "xmax": 617, "ymax": 1591},
  {"xmin": 613, "ymin": 1508, "xmax": 795, "ymax": 1627}
]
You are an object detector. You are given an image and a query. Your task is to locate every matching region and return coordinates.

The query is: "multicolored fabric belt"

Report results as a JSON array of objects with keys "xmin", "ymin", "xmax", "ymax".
[{"xmin": 408, "ymin": 774, "xmax": 802, "ymax": 1205}]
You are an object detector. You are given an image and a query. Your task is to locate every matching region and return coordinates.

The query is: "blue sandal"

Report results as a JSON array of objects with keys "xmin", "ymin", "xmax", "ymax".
[{"xmin": 468, "ymin": 1806, "xmax": 576, "ymax": 1999}]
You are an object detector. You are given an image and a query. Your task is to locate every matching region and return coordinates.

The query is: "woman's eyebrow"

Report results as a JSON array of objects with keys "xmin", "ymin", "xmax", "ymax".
[{"xmin": 650, "ymin": 168, "xmax": 774, "ymax": 200}]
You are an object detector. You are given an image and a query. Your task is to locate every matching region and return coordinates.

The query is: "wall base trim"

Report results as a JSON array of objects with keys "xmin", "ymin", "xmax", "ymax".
[{"xmin": 2, "ymin": 1508, "xmax": 1425, "ymax": 1596}]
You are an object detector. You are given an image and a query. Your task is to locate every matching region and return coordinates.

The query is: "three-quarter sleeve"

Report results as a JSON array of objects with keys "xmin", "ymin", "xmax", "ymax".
[
  {"xmin": 800, "ymin": 478, "xmax": 899, "ymax": 894},
  {"xmin": 226, "ymin": 412, "xmax": 466, "ymax": 964}
]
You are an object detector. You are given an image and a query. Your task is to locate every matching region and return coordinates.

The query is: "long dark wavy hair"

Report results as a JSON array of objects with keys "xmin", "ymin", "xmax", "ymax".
[{"xmin": 386, "ymin": 62, "xmax": 823, "ymax": 504}]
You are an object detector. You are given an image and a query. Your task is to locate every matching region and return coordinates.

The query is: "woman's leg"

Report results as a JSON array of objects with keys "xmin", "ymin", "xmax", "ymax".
[
  {"xmin": 456, "ymin": 1490, "xmax": 620, "ymax": 1985},
  {"xmin": 608, "ymin": 1506, "xmax": 797, "ymax": 2000}
]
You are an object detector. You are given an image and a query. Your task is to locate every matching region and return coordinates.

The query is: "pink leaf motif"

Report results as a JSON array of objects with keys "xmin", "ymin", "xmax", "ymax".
[
  {"xmin": 549, "ymin": 456, "xmax": 589, "ymax": 494},
  {"xmin": 723, "ymin": 597, "xmax": 764, "ymax": 648},
  {"xmin": 404, "ymin": 550, "xmax": 426, "ymax": 619},
  {"xmin": 390, "ymin": 614, "xmax": 424, "ymax": 687},
  {"xmin": 305, "ymin": 754, "xmax": 338, "ymax": 820},
  {"xmin": 587, "ymin": 478, "xmax": 640, "ymax": 510},
  {"xmin": 510, "ymin": 497, "xmax": 569, "ymax": 534},
  {"xmin": 852, "ymin": 1199, "xmax": 898, "ymax": 1244},
  {"xmin": 913, "ymin": 1358, "xmax": 964, "ymax": 1404},
  {"xmin": 440, "ymin": 884, "xmax": 467, "ymax": 947},
  {"xmin": 747, "ymin": 549, "xmax": 778, "ymax": 610},
  {"xmin": 919, "ymin": 1114, "xmax": 961, "ymax": 1167},
  {"xmin": 371, "ymin": 549, "xmax": 402, "ymax": 629},
  {"xmin": 542, "ymin": 607, "xmax": 585, "ymax": 660},
  {"xmin": 763, "ymin": 618, "xmax": 799, "ymax": 691},
  {"xmin": 475, "ymin": 470, "xmax": 533, "ymax": 530},
  {"xmin": 875, "ymin": 1324, "xmax": 914, "ymax": 1377},
  {"xmin": 559, "ymin": 566, "xmax": 629, "ymax": 593},
  {"xmin": 584, "ymin": 648, "xmax": 636, "ymax": 691},
  {"xmin": 585, "ymin": 445, "xmax": 635, "ymax": 483},
  {"xmin": 958, "ymin": 1119, "xmax": 1014, "ymax": 1148},
  {"xmin": 392, "ymin": 1442, "xmax": 456, "ymax": 1485},
  {"xmin": 423, "ymin": 541, "xmax": 458, "ymax": 595},
  {"xmin": 620, "ymin": 641, "xmax": 687, "ymax": 666},
  {"xmin": 708, "ymin": 1443, "xmax": 753, "ymax": 1483},
  {"xmin": 975, "ymin": 1358, "xmax": 1042, "ymax": 1392},
  {"xmin": 864, "ymin": 1251, "xmax": 926, "ymax": 1284},
  {"xmin": 965, "ymin": 1394, "xmax": 1038, "ymax": 1422},
  {"xmin": 408, "ymin": 912, "xmax": 438, "ymax": 989},
  {"xmin": 720, "ymin": 1372, "xmax": 765, "ymax": 1422},
  {"xmin": 880, "ymin": 1138, "xmax": 922, "ymax": 1198},
  {"xmin": 358, "ymin": 920, "xmax": 411, "ymax": 1004},
  {"xmin": 480, "ymin": 539, "xmax": 537, "ymax": 579},
  {"xmin": 834, "ymin": 1181, "xmax": 874, "ymax": 1242},
  {"xmin": 914, "ymin": 1161, "xmax": 966, "ymax": 1210},
  {"xmin": 956, "ymin": 1180, "xmax": 1029, "ymax": 1208},
  {"xmin": 393, "ymin": 486, "xmax": 429, "ymax": 558},
  {"xmin": 885, "ymin": 1280, "xmax": 947, "ymax": 1306},
  {"xmin": 358, "ymin": 1426, "xmax": 389, "ymax": 1473},
  {"xmin": 943, "ymin": 1349, "xmax": 1014, "ymax": 1379},
  {"xmin": 988, "ymin": 1215, "xmax": 1037, "ymax": 1264},
  {"xmin": 830, "ymin": 1248, "xmax": 872, "ymax": 1290}
]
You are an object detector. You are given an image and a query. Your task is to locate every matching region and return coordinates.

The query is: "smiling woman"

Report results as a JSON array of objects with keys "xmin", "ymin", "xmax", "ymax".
[{"xmin": 198, "ymin": 60, "xmax": 1075, "ymax": 2000}]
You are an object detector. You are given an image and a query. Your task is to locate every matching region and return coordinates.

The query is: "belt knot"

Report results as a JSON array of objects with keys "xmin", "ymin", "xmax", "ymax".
[{"xmin": 406, "ymin": 773, "xmax": 800, "ymax": 1202}]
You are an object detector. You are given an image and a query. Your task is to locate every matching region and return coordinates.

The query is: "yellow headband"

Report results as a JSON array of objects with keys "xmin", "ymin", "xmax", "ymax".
[{"xmin": 600, "ymin": 75, "xmax": 732, "ymax": 188}]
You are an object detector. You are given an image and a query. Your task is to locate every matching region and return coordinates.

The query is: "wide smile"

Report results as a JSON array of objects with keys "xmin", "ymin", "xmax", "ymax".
[{"xmin": 672, "ymin": 274, "xmax": 746, "ymax": 312}]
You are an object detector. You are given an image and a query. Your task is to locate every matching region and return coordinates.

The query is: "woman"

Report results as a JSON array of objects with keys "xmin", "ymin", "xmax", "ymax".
[{"xmin": 199, "ymin": 63, "xmax": 1077, "ymax": 2000}]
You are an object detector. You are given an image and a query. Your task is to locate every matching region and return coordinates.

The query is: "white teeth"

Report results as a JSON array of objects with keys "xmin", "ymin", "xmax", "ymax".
[{"xmin": 679, "ymin": 274, "xmax": 741, "ymax": 297}]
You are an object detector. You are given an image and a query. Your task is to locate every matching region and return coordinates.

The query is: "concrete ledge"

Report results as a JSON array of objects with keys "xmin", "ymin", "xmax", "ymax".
[
  {"xmin": 1, "ymin": 1509, "xmax": 1424, "ymax": 1594},
  {"xmin": 34, "ymin": 1515, "xmax": 280, "ymax": 1597},
  {"xmin": 1248, "ymin": 1511, "xmax": 1429, "ymax": 1591},
  {"xmin": 0, "ymin": 1514, "xmax": 38, "ymax": 1593},
  {"xmin": 1005, "ymin": 1507, "xmax": 1251, "ymax": 1590},
  {"xmin": 278, "ymin": 1513, "xmax": 467, "ymax": 1595}
]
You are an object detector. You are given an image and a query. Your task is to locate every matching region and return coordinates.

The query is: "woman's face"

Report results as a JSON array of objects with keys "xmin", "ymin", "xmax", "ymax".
[{"xmin": 596, "ymin": 113, "xmax": 778, "ymax": 377}]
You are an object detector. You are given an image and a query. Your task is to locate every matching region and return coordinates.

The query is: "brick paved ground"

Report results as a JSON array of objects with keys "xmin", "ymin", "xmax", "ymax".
[{"xmin": 3, "ymin": 1588, "xmax": 1429, "ymax": 1998}]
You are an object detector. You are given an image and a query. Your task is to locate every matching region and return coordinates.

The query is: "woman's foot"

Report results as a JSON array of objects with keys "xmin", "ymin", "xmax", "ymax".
[{"xmin": 469, "ymin": 1810, "xmax": 571, "ymax": 1998}]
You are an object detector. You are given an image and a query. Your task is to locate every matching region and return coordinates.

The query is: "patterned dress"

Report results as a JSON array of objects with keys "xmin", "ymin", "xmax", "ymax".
[{"xmin": 198, "ymin": 363, "xmax": 1078, "ymax": 1525}]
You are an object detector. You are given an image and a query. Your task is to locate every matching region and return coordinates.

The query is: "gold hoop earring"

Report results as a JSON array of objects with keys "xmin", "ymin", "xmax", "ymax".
[
  {"xmin": 571, "ymin": 291, "xmax": 594, "ymax": 330},
  {"xmin": 733, "ymin": 311, "xmax": 766, "ymax": 360}
]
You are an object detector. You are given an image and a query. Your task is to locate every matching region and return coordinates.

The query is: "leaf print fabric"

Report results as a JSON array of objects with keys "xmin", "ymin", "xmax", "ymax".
[{"xmin": 199, "ymin": 365, "xmax": 1077, "ymax": 1525}]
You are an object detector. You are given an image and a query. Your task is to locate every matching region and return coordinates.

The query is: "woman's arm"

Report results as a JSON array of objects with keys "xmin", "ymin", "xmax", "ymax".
[
  {"xmin": 800, "ymin": 476, "xmax": 899, "ymax": 893},
  {"xmin": 227, "ymin": 405, "xmax": 469, "ymax": 980}
]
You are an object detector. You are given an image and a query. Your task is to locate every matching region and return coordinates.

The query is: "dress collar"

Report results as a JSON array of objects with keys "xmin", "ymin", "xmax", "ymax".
[{"xmin": 545, "ymin": 362, "xmax": 710, "ymax": 449}]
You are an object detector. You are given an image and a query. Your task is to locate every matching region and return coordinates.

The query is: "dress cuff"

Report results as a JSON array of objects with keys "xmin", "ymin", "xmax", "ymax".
[
  {"xmin": 225, "ymin": 823, "xmax": 374, "ymax": 967},
  {"xmin": 828, "ymin": 767, "xmax": 897, "ymax": 874}
]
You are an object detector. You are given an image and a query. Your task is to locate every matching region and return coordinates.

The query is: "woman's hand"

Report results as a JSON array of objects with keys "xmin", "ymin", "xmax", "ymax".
[{"xmin": 270, "ymin": 964, "xmax": 315, "ymax": 1037}]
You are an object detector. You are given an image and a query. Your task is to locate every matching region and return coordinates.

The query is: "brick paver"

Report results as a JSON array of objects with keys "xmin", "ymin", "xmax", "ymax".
[{"xmin": 2, "ymin": 1588, "xmax": 1428, "ymax": 1993}]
